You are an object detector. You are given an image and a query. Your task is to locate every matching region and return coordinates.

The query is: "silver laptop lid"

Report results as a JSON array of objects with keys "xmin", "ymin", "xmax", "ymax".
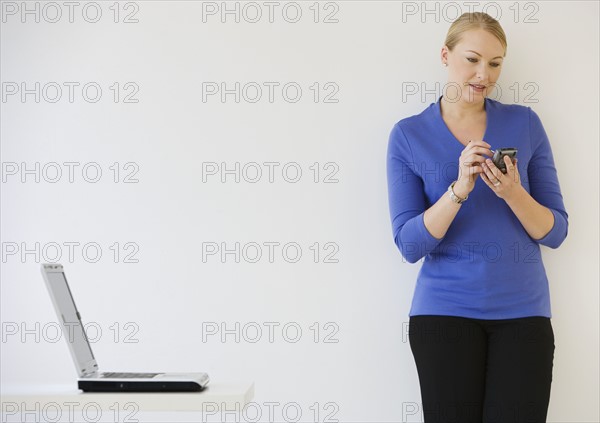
[{"xmin": 40, "ymin": 263, "xmax": 98, "ymax": 377}]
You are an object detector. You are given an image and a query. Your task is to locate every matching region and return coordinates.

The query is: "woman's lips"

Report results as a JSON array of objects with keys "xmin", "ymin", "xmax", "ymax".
[{"xmin": 469, "ymin": 84, "xmax": 485, "ymax": 91}]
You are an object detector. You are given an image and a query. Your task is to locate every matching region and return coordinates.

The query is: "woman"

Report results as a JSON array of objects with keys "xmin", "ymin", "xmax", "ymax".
[{"xmin": 386, "ymin": 12, "xmax": 568, "ymax": 423}]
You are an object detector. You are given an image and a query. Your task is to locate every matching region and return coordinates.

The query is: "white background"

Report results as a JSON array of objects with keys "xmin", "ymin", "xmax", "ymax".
[{"xmin": 1, "ymin": 1, "xmax": 598, "ymax": 422}]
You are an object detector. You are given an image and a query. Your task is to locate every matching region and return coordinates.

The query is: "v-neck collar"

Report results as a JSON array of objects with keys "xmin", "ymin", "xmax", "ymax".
[{"xmin": 433, "ymin": 95, "xmax": 491, "ymax": 149}]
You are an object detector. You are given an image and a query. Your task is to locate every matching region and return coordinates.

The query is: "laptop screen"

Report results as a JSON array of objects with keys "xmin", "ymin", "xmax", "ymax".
[{"xmin": 44, "ymin": 268, "xmax": 97, "ymax": 376}]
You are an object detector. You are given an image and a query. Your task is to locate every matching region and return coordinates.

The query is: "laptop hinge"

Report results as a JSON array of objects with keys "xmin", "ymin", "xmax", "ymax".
[{"xmin": 82, "ymin": 369, "xmax": 99, "ymax": 378}]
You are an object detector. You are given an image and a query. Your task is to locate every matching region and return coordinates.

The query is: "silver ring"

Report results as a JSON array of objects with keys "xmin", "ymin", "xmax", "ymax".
[{"xmin": 493, "ymin": 181, "xmax": 500, "ymax": 187}]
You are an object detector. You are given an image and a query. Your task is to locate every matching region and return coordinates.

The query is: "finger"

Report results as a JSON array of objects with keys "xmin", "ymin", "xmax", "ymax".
[
  {"xmin": 464, "ymin": 151, "xmax": 487, "ymax": 166},
  {"xmin": 466, "ymin": 140, "xmax": 491, "ymax": 150},
  {"xmin": 484, "ymin": 159, "xmax": 499, "ymax": 176},
  {"xmin": 480, "ymin": 169, "xmax": 493, "ymax": 187},
  {"xmin": 470, "ymin": 160, "xmax": 485, "ymax": 177},
  {"xmin": 463, "ymin": 161, "xmax": 484, "ymax": 176},
  {"xmin": 462, "ymin": 159, "xmax": 480, "ymax": 176},
  {"xmin": 474, "ymin": 163, "xmax": 484, "ymax": 173},
  {"xmin": 483, "ymin": 161, "xmax": 501, "ymax": 182},
  {"xmin": 466, "ymin": 146, "xmax": 494, "ymax": 157},
  {"xmin": 479, "ymin": 160, "xmax": 488, "ymax": 176},
  {"xmin": 504, "ymin": 155, "xmax": 518, "ymax": 176}
]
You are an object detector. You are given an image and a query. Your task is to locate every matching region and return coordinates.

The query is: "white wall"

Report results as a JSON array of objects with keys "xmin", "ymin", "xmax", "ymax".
[{"xmin": 1, "ymin": 1, "xmax": 598, "ymax": 422}]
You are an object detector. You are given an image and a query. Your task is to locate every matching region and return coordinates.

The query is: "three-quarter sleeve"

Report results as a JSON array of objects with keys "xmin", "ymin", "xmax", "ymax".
[
  {"xmin": 386, "ymin": 123, "xmax": 444, "ymax": 263},
  {"xmin": 527, "ymin": 108, "xmax": 569, "ymax": 248}
]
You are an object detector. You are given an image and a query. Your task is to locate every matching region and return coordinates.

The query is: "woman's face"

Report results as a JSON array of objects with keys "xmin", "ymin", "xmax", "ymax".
[{"xmin": 442, "ymin": 29, "xmax": 505, "ymax": 104}]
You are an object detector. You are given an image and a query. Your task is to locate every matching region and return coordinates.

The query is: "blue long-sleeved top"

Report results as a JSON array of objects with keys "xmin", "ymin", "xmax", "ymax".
[{"xmin": 386, "ymin": 95, "xmax": 568, "ymax": 319}]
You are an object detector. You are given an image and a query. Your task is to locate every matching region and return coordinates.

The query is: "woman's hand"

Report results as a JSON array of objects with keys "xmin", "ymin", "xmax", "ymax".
[
  {"xmin": 454, "ymin": 140, "xmax": 492, "ymax": 198},
  {"xmin": 480, "ymin": 155, "xmax": 522, "ymax": 201}
]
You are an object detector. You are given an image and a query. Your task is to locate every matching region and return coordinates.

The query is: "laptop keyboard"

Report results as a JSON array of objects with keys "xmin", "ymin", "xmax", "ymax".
[{"xmin": 101, "ymin": 372, "xmax": 159, "ymax": 378}]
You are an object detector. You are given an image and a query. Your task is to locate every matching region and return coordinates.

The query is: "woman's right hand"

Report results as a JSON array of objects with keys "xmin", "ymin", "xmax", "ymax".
[{"xmin": 454, "ymin": 140, "xmax": 494, "ymax": 198}]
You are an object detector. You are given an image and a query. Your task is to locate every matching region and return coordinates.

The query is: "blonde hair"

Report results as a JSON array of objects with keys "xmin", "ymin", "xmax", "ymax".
[{"xmin": 444, "ymin": 12, "xmax": 507, "ymax": 57}]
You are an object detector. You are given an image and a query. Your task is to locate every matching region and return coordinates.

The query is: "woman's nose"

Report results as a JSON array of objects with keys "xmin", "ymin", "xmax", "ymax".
[{"xmin": 477, "ymin": 63, "xmax": 488, "ymax": 81}]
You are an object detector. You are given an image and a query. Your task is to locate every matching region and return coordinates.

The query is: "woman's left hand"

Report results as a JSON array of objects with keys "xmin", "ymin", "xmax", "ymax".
[{"xmin": 480, "ymin": 155, "xmax": 521, "ymax": 201}]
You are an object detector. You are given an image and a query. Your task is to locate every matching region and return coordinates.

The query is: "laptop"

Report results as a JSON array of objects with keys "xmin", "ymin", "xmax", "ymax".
[{"xmin": 40, "ymin": 263, "xmax": 210, "ymax": 392}]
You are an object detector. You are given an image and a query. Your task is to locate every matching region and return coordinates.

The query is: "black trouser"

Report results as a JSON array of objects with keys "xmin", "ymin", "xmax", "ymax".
[{"xmin": 408, "ymin": 315, "xmax": 555, "ymax": 423}]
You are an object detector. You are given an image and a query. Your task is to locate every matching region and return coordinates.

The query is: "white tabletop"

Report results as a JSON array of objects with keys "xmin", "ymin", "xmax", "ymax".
[{"xmin": 1, "ymin": 381, "xmax": 254, "ymax": 412}]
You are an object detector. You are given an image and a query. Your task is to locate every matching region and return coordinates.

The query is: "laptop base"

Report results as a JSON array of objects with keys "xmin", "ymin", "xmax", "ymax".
[{"xmin": 78, "ymin": 380, "xmax": 205, "ymax": 392}]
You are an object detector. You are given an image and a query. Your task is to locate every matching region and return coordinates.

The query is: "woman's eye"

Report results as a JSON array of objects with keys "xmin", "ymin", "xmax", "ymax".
[{"xmin": 468, "ymin": 58, "xmax": 501, "ymax": 68}]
